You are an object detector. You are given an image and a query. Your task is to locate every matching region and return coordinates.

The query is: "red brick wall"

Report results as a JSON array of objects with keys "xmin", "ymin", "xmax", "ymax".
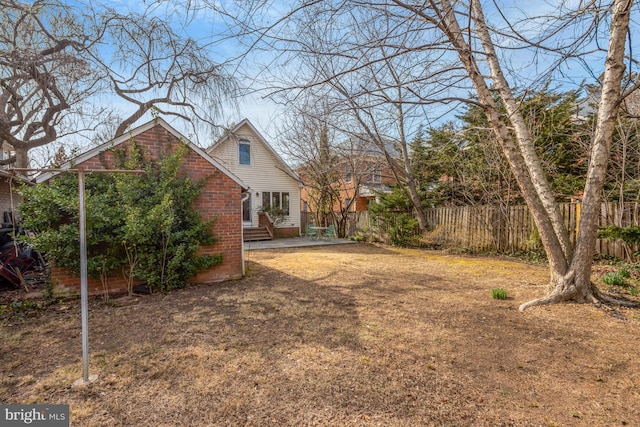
[
  {"xmin": 274, "ymin": 226, "xmax": 299, "ymax": 238},
  {"xmin": 50, "ymin": 123, "xmax": 244, "ymax": 296},
  {"xmin": 50, "ymin": 265, "xmax": 144, "ymax": 296}
]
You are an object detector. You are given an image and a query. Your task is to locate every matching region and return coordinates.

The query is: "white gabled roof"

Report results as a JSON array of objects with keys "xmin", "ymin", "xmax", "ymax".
[
  {"xmin": 209, "ymin": 118, "xmax": 303, "ymax": 187},
  {"xmin": 35, "ymin": 118, "xmax": 248, "ymax": 190}
]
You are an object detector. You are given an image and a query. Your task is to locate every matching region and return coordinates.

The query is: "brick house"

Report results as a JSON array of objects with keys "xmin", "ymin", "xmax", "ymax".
[
  {"xmin": 36, "ymin": 118, "xmax": 248, "ymax": 296},
  {"xmin": 300, "ymin": 135, "xmax": 395, "ymax": 215}
]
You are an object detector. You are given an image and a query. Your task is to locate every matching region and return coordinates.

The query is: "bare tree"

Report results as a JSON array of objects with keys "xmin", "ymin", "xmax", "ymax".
[
  {"xmin": 277, "ymin": 98, "xmax": 339, "ymax": 227},
  {"xmin": 0, "ymin": 0, "xmax": 236, "ymax": 169},
  {"xmin": 0, "ymin": 0, "xmax": 103, "ymax": 169},
  {"xmin": 93, "ymin": 10, "xmax": 236, "ymax": 138},
  {"xmin": 327, "ymin": 64, "xmax": 432, "ymax": 232},
  {"xmin": 383, "ymin": 0, "xmax": 635, "ymax": 310},
  {"xmin": 605, "ymin": 89, "xmax": 640, "ymax": 210},
  {"xmin": 217, "ymin": 0, "xmax": 637, "ymax": 309},
  {"xmin": 265, "ymin": 3, "xmax": 458, "ymax": 232},
  {"xmin": 276, "ymin": 95, "xmax": 369, "ymax": 236}
]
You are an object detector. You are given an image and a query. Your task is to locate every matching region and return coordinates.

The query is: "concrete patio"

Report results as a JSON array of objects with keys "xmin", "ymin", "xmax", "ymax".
[{"xmin": 243, "ymin": 237, "xmax": 356, "ymax": 250}]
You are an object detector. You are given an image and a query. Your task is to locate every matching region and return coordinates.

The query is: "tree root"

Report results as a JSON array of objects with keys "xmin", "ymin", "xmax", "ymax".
[
  {"xmin": 519, "ymin": 281, "xmax": 640, "ymax": 312},
  {"xmin": 590, "ymin": 284, "xmax": 639, "ymax": 308},
  {"xmin": 518, "ymin": 292, "xmax": 570, "ymax": 312}
]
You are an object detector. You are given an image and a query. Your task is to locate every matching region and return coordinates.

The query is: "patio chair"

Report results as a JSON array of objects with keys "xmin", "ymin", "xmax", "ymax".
[
  {"xmin": 325, "ymin": 224, "xmax": 337, "ymax": 238},
  {"xmin": 306, "ymin": 224, "xmax": 318, "ymax": 239}
]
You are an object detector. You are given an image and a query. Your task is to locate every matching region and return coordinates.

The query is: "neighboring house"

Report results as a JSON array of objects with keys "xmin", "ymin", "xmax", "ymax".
[
  {"xmin": 343, "ymin": 135, "xmax": 397, "ymax": 212},
  {"xmin": 340, "ymin": 161, "xmax": 394, "ymax": 212},
  {"xmin": 0, "ymin": 142, "xmax": 21, "ymax": 218},
  {"xmin": 36, "ymin": 118, "xmax": 248, "ymax": 296},
  {"xmin": 300, "ymin": 135, "xmax": 395, "ymax": 215},
  {"xmin": 207, "ymin": 118, "xmax": 303, "ymax": 239}
]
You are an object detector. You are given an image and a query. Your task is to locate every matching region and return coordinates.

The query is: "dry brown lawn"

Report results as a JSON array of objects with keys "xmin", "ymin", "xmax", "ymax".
[{"xmin": 1, "ymin": 243, "xmax": 639, "ymax": 426}]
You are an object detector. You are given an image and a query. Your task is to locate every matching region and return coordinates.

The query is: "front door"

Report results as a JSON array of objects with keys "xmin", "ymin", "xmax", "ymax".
[{"xmin": 243, "ymin": 196, "xmax": 252, "ymax": 226}]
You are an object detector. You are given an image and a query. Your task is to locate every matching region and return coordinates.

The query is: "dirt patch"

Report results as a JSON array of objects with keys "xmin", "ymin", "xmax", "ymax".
[{"xmin": 1, "ymin": 243, "xmax": 639, "ymax": 426}]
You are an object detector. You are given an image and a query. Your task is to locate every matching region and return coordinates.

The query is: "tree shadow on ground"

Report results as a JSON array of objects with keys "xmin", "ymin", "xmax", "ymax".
[{"xmin": 0, "ymin": 258, "xmax": 364, "ymax": 379}]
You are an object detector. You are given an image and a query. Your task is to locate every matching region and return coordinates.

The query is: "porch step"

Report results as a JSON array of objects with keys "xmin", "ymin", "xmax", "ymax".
[{"xmin": 243, "ymin": 226, "xmax": 273, "ymax": 242}]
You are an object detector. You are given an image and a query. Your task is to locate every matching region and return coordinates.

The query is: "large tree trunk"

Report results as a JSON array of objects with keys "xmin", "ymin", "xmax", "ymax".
[
  {"xmin": 468, "ymin": 1, "xmax": 573, "ymax": 262},
  {"xmin": 434, "ymin": 0, "xmax": 569, "ymax": 273},
  {"xmin": 432, "ymin": 0, "xmax": 636, "ymax": 310},
  {"xmin": 406, "ymin": 175, "xmax": 428, "ymax": 231},
  {"xmin": 520, "ymin": 0, "xmax": 635, "ymax": 310},
  {"xmin": 14, "ymin": 147, "xmax": 30, "ymax": 170}
]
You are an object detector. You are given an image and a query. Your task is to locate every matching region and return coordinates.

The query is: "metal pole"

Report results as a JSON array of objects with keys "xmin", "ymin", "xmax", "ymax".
[
  {"xmin": 78, "ymin": 171, "xmax": 90, "ymax": 383},
  {"xmin": 241, "ymin": 192, "xmax": 250, "ymax": 275},
  {"xmin": 9, "ymin": 167, "xmax": 142, "ymax": 387}
]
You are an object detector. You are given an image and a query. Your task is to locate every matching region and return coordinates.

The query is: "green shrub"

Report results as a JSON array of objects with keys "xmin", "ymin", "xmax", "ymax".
[
  {"xmin": 490, "ymin": 288, "xmax": 507, "ymax": 300},
  {"xmin": 598, "ymin": 225, "xmax": 640, "ymax": 245},
  {"xmin": 19, "ymin": 141, "xmax": 221, "ymax": 295},
  {"xmin": 602, "ymin": 272, "xmax": 627, "ymax": 287},
  {"xmin": 368, "ymin": 187, "xmax": 420, "ymax": 247},
  {"xmin": 618, "ymin": 268, "xmax": 631, "ymax": 278}
]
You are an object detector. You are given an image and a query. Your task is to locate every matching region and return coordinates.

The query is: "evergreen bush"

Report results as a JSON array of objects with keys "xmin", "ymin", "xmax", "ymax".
[{"xmin": 18, "ymin": 140, "xmax": 222, "ymax": 295}]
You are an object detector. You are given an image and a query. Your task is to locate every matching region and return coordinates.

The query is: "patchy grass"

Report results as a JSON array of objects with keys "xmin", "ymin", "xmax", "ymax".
[
  {"xmin": 1, "ymin": 243, "xmax": 639, "ymax": 426},
  {"xmin": 490, "ymin": 288, "xmax": 508, "ymax": 300}
]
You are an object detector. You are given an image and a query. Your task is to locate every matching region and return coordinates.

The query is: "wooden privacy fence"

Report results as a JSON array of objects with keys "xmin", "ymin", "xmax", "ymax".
[
  {"xmin": 299, "ymin": 202, "xmax": 640, "ymax": 259},
  {"xmin": 423, "ymin": 204, "xmax": 556, "ymax": 253},
  {"xmin": 422, "ymin": 202, "xmax": 640, "ymax": 259},
  {"xmin": 303, "ymin": 202, "xmax": 640, "ymax": 259}
]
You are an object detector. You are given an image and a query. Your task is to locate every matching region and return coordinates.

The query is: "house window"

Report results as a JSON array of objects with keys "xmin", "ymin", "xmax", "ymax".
[
  {"xmin": 262, "ymin": 191, "xmax": 290, "ymax": 216},
  {"xmin": 345, "ymin": 198, "xmax": 352, "ymax": 209},
  {"xmin": 262, "ymin": 192, "xmax": 270, "ymax": 210},
  {"xmin": 371, "ymin": 166, "xmax": 382, "ymax": 184},
  {"xmin": 239, "ymin": 140, "xmax": 251, "ymax": 165},
  {"xmin": 345, "ymin": 165, "xmax": 352, "ymax": 183},
  {"xmin": 282, "ymin": 193, "xmax": 290, "ymax": 215}
]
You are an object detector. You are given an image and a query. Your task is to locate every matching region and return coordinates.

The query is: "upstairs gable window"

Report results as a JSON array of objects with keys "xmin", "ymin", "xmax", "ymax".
[
  {"xmin": 239, "ymin": 140, "xmax": 251, "ymax": 165},
  {"xmin": 370, "ymin": 166, "xmax": 382, "ymax": 184}
]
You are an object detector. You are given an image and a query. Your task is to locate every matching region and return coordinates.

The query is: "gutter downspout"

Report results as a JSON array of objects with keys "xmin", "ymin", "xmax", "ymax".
[{"xmin": 241, "ymin": 191, "xmax": 251, "ymax": 276}]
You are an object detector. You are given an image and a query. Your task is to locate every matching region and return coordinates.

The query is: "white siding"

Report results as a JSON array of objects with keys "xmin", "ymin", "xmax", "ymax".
[{"xmin": 209, "ymin": 123, "xmax": 301, "ymax": 230}]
